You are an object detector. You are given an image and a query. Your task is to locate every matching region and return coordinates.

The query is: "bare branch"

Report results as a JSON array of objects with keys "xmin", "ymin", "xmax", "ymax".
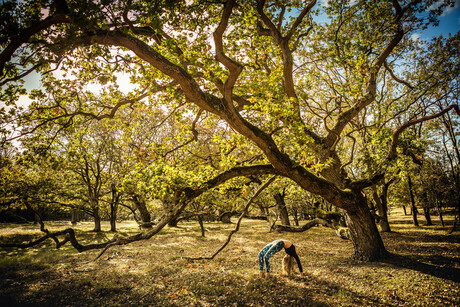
[
  {"xmin": 383, "ymin": 60, "xmax": 414, "ymax": 89},
  {"xmin": 387, "ymin": 104, "xmax": 460, "ymax": 161},
  {"xmin": 187, "ymin": 176, "xmax": 277, "ymax": 260},
  {"xmin": 163, "ymin": 109, "xmax": 202, "ymax": 157}
]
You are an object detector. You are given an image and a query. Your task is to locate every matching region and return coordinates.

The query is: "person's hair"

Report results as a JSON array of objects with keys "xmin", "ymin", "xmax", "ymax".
[{"xmin": 282, "ymin": 255, "xmax": 294, "ymax": 276}]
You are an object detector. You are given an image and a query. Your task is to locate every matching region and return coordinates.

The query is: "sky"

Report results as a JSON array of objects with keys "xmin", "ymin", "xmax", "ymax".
[{"xmin": 414, "ymin": 0, "xmax": 460, "ymax": 39}]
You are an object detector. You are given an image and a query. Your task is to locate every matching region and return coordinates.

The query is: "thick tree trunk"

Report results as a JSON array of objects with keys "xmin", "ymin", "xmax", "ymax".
[
  {"xmin": 132, "ymin": 194, "xmax": 151, "ymax": 225},
  {"xmin": 93, "ymin": 209, "xmax": 101, "ymax": 232},
  {"xmin": 344, "ymin": 195, "xmax": 387, "ymax": 261},
  {"xmin": 372, "ymin": 186, "xmax": 390, "ymax": 232},
  {"xmin": 408, "ymin": 175, "xmax": 419, "ymax": 227},
  {"xmin": 274, "ymin": 192, "xmax": 290, "ymax": 226},
  {"xmin": 372, "ymin": 181, "xmax": 393, "ymax": 232}
]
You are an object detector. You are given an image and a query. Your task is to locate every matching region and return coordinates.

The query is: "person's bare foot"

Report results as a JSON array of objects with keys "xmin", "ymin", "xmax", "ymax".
[
  {"xmin": 259, "ymin": 271, "xmax": 265, "ymax": 278},
  {"xmin": 265, "ymin": 272, "xmax": 271, "ymax": 279}
]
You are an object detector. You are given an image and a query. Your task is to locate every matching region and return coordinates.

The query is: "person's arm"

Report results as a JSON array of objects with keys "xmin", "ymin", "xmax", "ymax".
[{"xmin": 293, "ymin": 253, "xmax": 303, "ymax": 273}]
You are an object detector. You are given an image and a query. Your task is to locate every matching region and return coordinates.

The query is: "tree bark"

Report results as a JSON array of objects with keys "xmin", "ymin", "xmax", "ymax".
[
  {"xmin": 344, "ymin": 194, "xmax": 387, "ymax": 261},
  {"xmin": 198, "ymin": 215, "xmax": 205, "ymax": 237},
  {"xmin": 110, "ymin": 184, "xmax": 120, "ymax": 232},
  {"xmin": 274, "ymin": 218, "xmax": 330, "ymax": 232},
  {"xmin": 71, "ymin": 208, "xmax": 80, "ymax": 225},
  {"xmin": 423, "ymin": 206, "xmax": 433, "ymax": 226},
  {"xmin": 132, "ymin": 194, "xmax": 151, "ymax": 226},
  {"xmin": 93, "ymin": 208, "xmax": 101, "ymax": 232},
  {"xmin": 293, "ymin": 208, "xmax": 299, "ymax": 226},
  {"xmin": 408, "ymin": 175, "xmax": 419, "ymax": 227},
  {"xmin": 274, "ymin": 192, "xmax": 290, "ymax": 226},
  {"xmin": 437, "ymin": 200, "xmax": 445, "ymax": 227},
  {"xmin": 371, "ymin": 181, "xmax": 392, "ymax": 232},
  {"xmin": 378, "ymin": 181, "xmax": 392, "ymax": 232}
]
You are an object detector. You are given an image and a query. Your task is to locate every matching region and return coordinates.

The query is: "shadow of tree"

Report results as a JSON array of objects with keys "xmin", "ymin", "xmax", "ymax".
[
  {"xmin": 382, "ymin": 253, "xmax": 460, "ymax": 283},
  {"xmin": 380, "ymin": 230, "xmax": 460, "ymax": 283}
]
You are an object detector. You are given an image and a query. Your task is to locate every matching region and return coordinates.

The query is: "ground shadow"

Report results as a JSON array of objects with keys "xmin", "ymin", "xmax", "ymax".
[
  {"xmin": 382, "ymin": 253, "xmax": 460, "ymax": 283},
  {"xmin": 0, "ymin": 260, "xmax": 395, "ymax": 306},
  {"xmin": 380, "ymin": 230, "xmax": 460, "ymax": 283}
]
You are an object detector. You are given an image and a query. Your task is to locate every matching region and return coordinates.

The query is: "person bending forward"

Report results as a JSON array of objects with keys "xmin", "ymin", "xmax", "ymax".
[{"xmin": 258, "ymin": 239, "xmax": 303, "ymax": 278}]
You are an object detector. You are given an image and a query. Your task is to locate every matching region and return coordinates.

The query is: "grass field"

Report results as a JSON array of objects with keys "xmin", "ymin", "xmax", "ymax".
[{"xmin": 0, "ymin": 208, "xmax": 459, "ymax": 306}]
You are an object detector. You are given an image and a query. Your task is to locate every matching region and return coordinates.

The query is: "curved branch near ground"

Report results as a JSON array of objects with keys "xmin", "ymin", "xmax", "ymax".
[
  {"xmin": 187, "ymin": 176, "xmax": 277, "ymax": 260},
  {"xmin": 0, "ymin": 165, "xmax": 281, "ymax": 257},
  {"xmin": 274, "ymin": 218, "xmax": 349, "ymax": 240},
  {"xmin": 274, "ymin": 218, "xmax": 331, "ymax": 232}
]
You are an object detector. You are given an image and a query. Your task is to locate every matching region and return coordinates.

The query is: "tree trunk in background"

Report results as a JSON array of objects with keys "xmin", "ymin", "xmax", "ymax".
[
  {"xmin": 110, "ymin": 184, "xmax": 120, "ymax": 232},
  {"xmin": 437, "ymin": 200, "xmax": 445, "ymax": 227},
  {"xmin": 423, "ymin": 206, "xmax": 433, "ymax": 226},
  {"xmin": 402, "ymin": 205, "xmax": 407, "ymax": 215},
  {"xmin": 274, "ymin": 192, "xmax": 290, "ymax": 226},
  {"xmin": 441, "ymin": 114, "xmax": 460, "ymax": 234},
  {"xmin": 198, "ymin": 215, "xmax": 205, "ymax": 237},
  {"xmin": 93, "ymin": 207, "xmax": 101, "ymax": 232},
  {"xmin": 293, "ymin": 208, "xmax": 299, "ymax": 226},
  {"xmin": 71, "ymin": 209, "xmax": 80, "ymax": 225},
  {"xmin": 408, "ymin": 175, "xmax": 419, "ymax": 227}
]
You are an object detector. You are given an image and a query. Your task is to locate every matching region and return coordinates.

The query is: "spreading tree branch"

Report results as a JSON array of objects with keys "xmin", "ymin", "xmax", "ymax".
[{"xmin": 387, "ymin": 104, "xmax": 460, "ymax": 161}]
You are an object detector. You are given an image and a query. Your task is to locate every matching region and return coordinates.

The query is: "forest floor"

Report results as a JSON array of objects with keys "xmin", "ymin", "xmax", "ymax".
[{"xmin": 0, "ymin": 208, "xmax": 459, "ymax": 306}]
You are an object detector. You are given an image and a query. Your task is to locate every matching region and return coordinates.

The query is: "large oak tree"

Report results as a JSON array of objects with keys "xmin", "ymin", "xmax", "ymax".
[{"xmin": 1, "ymin": 0, "xmax": 459, "ymax": 261}]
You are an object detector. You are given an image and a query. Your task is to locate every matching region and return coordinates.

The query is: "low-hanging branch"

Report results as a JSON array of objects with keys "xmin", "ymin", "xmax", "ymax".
[
  {"xmin": 186, "ymin": 176, "xmax": 277, "ymax": 261},
  {"xmin": 0, "ymin": 165, "xmax": 281, "ymax": 258},
  {"xmin": 274, "ymin": 218, "xmax": 350, "ymax": 240}
]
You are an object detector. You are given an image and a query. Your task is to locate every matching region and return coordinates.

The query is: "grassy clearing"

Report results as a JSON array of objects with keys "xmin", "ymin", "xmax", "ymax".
[{"xmin": 0, "ymin": 209, "xmax": 459, "ymax": 306}]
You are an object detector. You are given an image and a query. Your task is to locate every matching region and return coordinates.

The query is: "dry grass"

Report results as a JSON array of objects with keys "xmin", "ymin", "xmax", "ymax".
[{"xmin": 0, "ymin": 208, "xmax": 459, "ymax": 306}]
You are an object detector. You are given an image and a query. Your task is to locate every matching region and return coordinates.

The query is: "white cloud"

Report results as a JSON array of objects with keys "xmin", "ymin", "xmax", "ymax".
[
  {"xmin": 444, "ymin": 0, "xmax": 460, "ymax": 15},
  {"xmin": 411, "ymin": 33, "xmax": 421, "ymax": 41},
  {"xmin": 429, "ymin": 0, "xmax": 460, "ymax": 16}
]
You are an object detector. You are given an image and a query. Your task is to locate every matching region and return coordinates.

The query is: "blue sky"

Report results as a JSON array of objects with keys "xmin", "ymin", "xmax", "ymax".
[{"xmin": 416, "ymin": 0, "xmax": 460, "ymax": 39}]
